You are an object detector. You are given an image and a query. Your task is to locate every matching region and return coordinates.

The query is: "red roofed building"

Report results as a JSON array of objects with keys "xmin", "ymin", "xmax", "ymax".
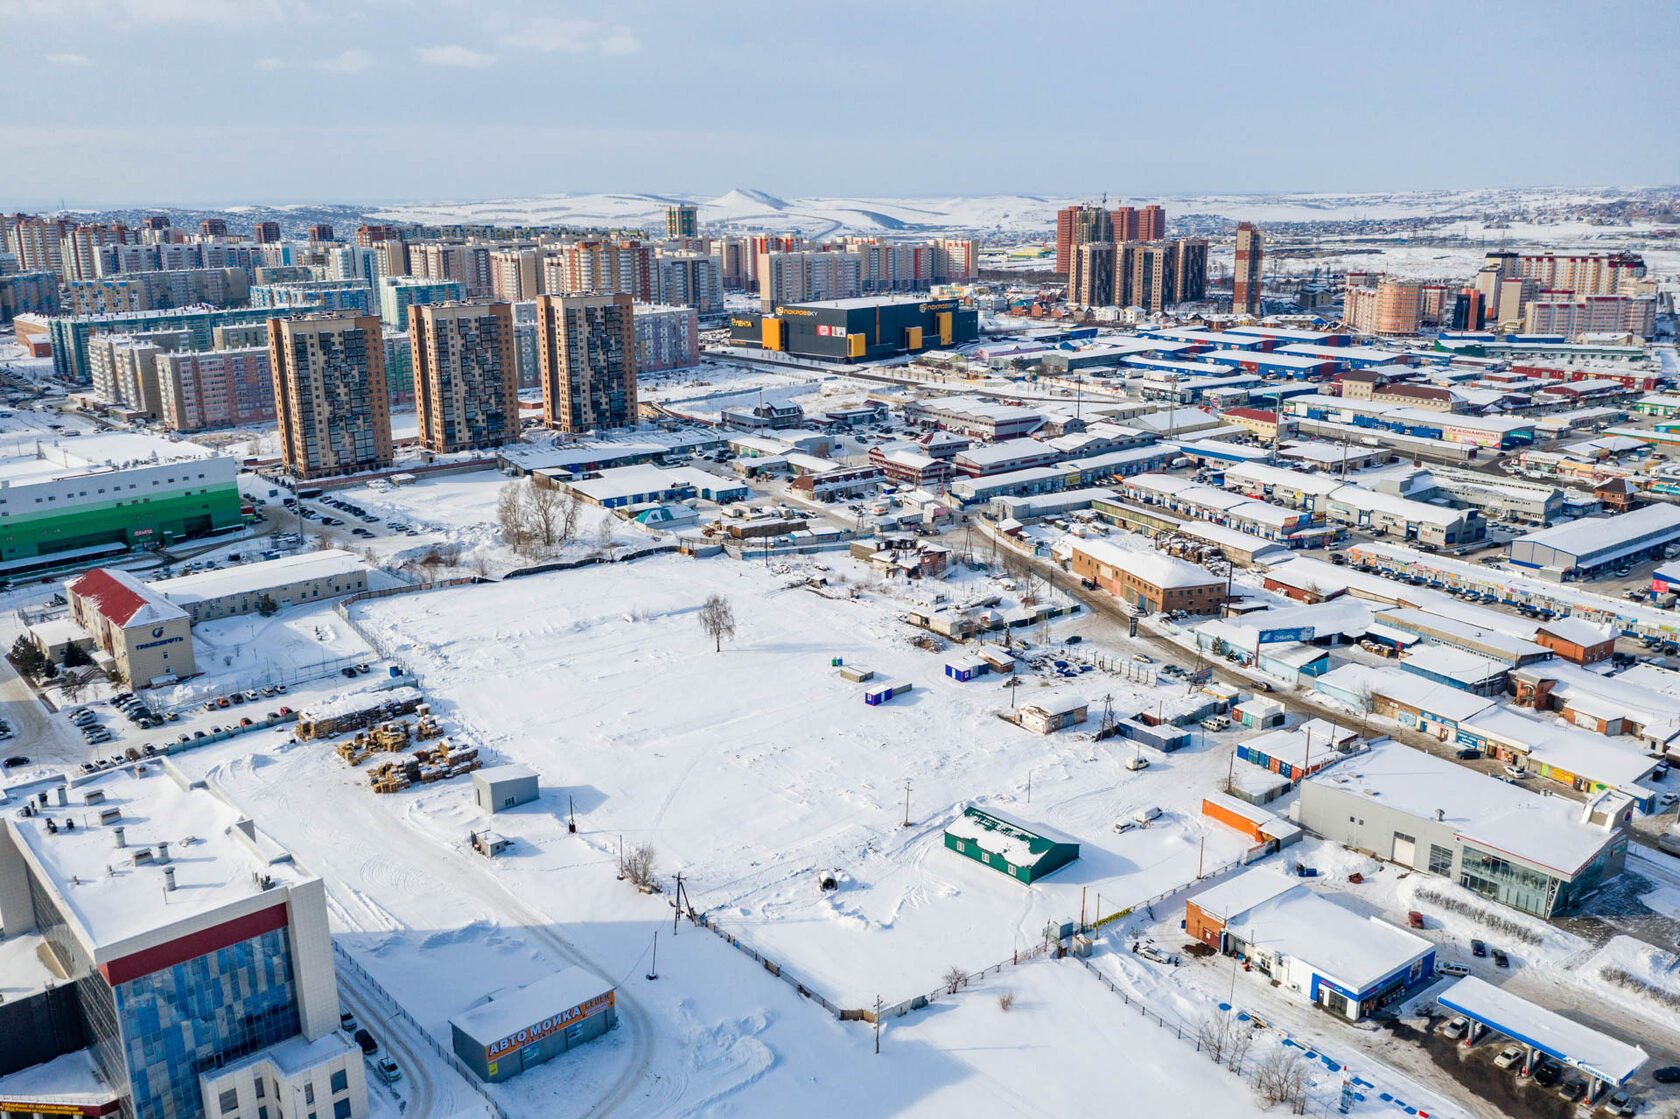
[
  {"xmin": 1221, "ymin": 407, "xmax": 1294, "ymax": 441},
  {"xmin": 66, "ymin": 567, "xmax": 194, "ymax": 685}
]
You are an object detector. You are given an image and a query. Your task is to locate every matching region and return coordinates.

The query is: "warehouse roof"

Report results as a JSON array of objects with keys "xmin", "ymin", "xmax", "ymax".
[
  {"xmin": 151, "ymin": 549, "xmax": 366, "ymax": 606},
  {"xmin": 944, "ymin": 806, "xmax": 1076, "ymax": 869},
  {"xmin": 1071, "ymin": 538, "xmax": 1224, "ymax": 589},
  {"xmin": 1511, "ymin": 504, "xmax": 1680, "ymax": 561},
  {"xmin": 1310, "ymin": 740, "xmax": 1623, "ymax": 877},
  {"xmin": 450, "ymin": 966, "xmax": 615, "ymax": 1048},
  {"xmin": 1203, "ymin": 349, "xmax": 1333, "ymax": 370},
  {"xmin": 1536, "ymin": 616, "xmax": 1615, "ymax": 648}
]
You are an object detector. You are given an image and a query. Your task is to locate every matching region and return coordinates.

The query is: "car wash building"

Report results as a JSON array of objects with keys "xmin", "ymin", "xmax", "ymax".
[
  {"xmin": 450, "ymin": 968, "xmax": 617, "ymax": 1083},
  {"xmin": 728, "ymin": 296, "xmax": 978, "ymax": 363}
]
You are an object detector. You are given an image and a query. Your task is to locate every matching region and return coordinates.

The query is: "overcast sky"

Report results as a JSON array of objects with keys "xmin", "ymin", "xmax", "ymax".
[{"xmin": 2, "ymin": 0, "xmax": 1677, "ymax": 208}]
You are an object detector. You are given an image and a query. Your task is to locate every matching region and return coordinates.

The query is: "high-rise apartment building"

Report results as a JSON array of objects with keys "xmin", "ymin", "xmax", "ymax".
[
  {"xmin": 200, "ymin": 218, "xmax": 228, "ymax": 237},
  {"xmin": 1111, "ymin": 207, "xmax": 1139, "ymax": 243},
  {"xmin": 357, "ymin": 224, "xmax": 401, "ymax": 247},
  {"xmin": 756, "ymin": 251, "xmax": 862, "ymax": 311},
  {"xmin": 306, "ymin": 223, "xmax": 335, "ymax": 243},
  {"xmin": 632, "ymin": 303, "xmax": 700, "ymax": 372},
  {"xmin": 251, "ymin": 279, "xmax": 375, "ymax": 315},
  {"xmin": 656, "ymin": 253, "xmax": 724, "ymax": 316},
  {"xmin": 1483, "ymin": 251, "xmax": 1647, "ymax": 296},
  {"xmin": 254, "ymin": 220, "xmax": 282, "ymax": 243},
  {"xmin": 1343, "ymin": 276, "xmax": 1421, "ymax": 336},
  {"xmin": 542, "ymin": 240, "xmax": 657, "ymax": 301},
  {"xmin": 1233, "ymin": 222, "xmax": 1264, "ymax": 315},
  {"xmin": 409, "ymin": 301, "xmax": 518, "ymax": 453},
  {"xmin": 535, "ymin": 292, "xmax": 636, "ymax": 432},
  {"xmin": 141, "ymin": 214, "xmax": 170, "ymax": 232},
  {"xmin": 711, "ymin": 236, "xmax": 753, "ymax": 290},
  {"xmin": 1054, "ymin": 204, "xmax": 1113, "ymax": 274},
  {"xmin": 667, "ymin": 203, "xmax": 699, "ymax": 238},
  {"xmin": 1524, "ymin": 293, "xmax": 1657, "ymax": 339},
  {"xmin": 11, "ymin": 216, "xmax": 67, "ymax": 279},
  {"xmin": 268, "ymin": 314, "xmax": 393, "ymax": 479},
  {"xmin": 1069, "ymin": 242, "xmax": 1116, "ymax": 307},
  {"xmin": 1137, "ymin": 205, "xmax": 1166, "ymax": 242},
  {"xmin": 63, "ymin": 268, "xmax": 250, "ymax": 316},
  {"xmin": 490, "ymin": 248, "xmax": 543, "ymax": 301},
  {"xmin": 0, "ymin": 271, "xmax": 58, "ymax": 322},
  {"xmin": 1069, "ymin": 239, "xmax": 1207, "ymax": 311},
  {"xmin": 156, "ymin": 346, "xmax": 277, "ymax": 431},
  {"xmin": 1450, "ymin": 287, "xmax": 1485, "ymax": 331},
  {"xmin": 378, "ymin": 276, "xmax": 464, "ymax": 330}
]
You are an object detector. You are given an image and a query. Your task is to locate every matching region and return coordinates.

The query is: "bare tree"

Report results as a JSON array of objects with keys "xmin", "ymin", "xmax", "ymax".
[
  {"xmin": 1256, "ymin": 1047, "xmax": 1310, "ymax": 1113},
  {"xmin": 698, "ymin": 594, "xmax": 736, "ymax": 652},
  {"xmin": 1225, "ymin": 1018, "xmax": 1255, "ymax": 1074},
  {"xmin": 622, "ymin": 843, "xmax": 657, "ymax": 888},
  {"xmin": 996, "ymin": 990, "xmax": 1015, "ymax": 1012},
  {"xmin": 942, "ymin": 965, "xmax": 969, "ymax": 995},
  {"xmin": 59, "ymin": 668, "xmax": 93, "ymax": 703},
  {"xmin": 524, "ymin": 482, "xmax": 565, "ymax": 548},
  {"xmin": 596, "ymin": 517, "xmax": 617, "ymax": 559},
  {"xmin": 558, "ymin": 489, "xmax": 581, "ymax": 544},
  {"xmin": 312, "ymin": 530, "xmax": 332, "ymax": 551},
  {"xmin": 497, "ymin": 481, "xmax": 531, "ymax": 555},
  {"xmin": 1196, "ymin": 1012, "xmax": 1230, "ymax": 1065},
  {"xmin": 419, "ymin": 549, "xmax": 443, "ymax": 581},
  {"xmin": 472, "ymin": 551, "xmax": 491, "ymax": 578}
]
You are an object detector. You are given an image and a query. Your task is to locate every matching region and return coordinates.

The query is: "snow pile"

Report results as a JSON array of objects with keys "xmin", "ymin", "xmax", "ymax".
[{"xmin": 1579, "ymin": 935, "xmax": 1680, "ymax": 1028}]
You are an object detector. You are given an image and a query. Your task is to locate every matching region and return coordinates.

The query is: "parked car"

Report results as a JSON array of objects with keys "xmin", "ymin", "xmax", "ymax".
[
  {"xmin": 353, "ymin": 1029, "xmax": 377, "ymax": 1056},
  {"xmin": 1132, "ymin": 942, "xmax": 1179, "ymax": 966},
  {"xmin": 1492, "ymin": 948, "xmax": 1510, "ymax": 968},
  {"xmin": 1603, "ymin": 1089, "xmax": 1637, "ymax": 1116},
  {"xmin": 1558, "ymin": 1078, "xmax": 1587, "ymax": 1103},
  {"xmin": 1532, "ymin": 1060, "xmax": 1562, "ymax": 1087},
  {"xmin": 1471, "ymin": 939, "xmax": 1487, "ymax": 957},
  {"xmin": 1441, "ymin": 1016, "xmax": 1469, "ymax": 1040},
  {"xmin": 375, "ymin": 1057, "xmax": 401, "ymax": 1084},
  {"xmin": 1125, "ymin": 754, "xmax": 1149, "ymax": 772},
  {"xmin": 1407, "ymin": 910, "xmax": 1424, "ymax": 929},
  {"xmin": 339, "ymin": 1009, "xmax": 357, "ymax": 1032},
  {"xmin": 1652, "ymin": 1067, "xmax": 1680, "ymax": 1084},
  {"xmin": 1438, "ymin": 962, "xmax": 1471, "ymax": 978},
  {"xmin": 1494, "ymin": 1044, "xmax": 1525, "ymax": 1070},
  {"xmin": 1112, "ymin": 820, "xmax": 1137, "ymax": 834},
  {"xmin": 2, "ymin": 756, "xmax": 29, "ymax": 768},
  {"xmin": 1455, "ymin": 747, "xmax": 1483, "ymax": 760},
  {"xmin": 1201, "ymin": 715, "xmax": 1231, "ymax": 732}
]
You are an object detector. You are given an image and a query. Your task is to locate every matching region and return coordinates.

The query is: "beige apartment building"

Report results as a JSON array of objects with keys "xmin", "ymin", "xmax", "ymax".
[
  {"xmin": 535, "ymin": 292, "xmax": 637, "ymax": 433},
  {"xmin": 268, "ymin": 314, "xmax": 393, "ymax": 480},
  {"xmin": 410, "ymin": 301, "xmax": 519, "ymax": 453}
]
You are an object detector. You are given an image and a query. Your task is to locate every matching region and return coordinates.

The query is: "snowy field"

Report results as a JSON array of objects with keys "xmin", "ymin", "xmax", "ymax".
[{"xmin": 345, "ymin": 555, "xmax": 1253, "ymax": 1005}]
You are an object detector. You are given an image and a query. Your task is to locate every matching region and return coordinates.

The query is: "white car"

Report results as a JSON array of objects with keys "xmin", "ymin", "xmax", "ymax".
[
  {"xmin": 1441, "ymin": 1016, "xmax": 1469, "ymax": 1040},
  {"xmin": 1494, "ymin": 1044, "xmax": 1525, "ymax": 1070},
  {"xmin": 1125, "ymin": 755, "xmax": 1150, "ymax": 771},
  {"xmin": 1438, "ymin": 962, "xmax": 1471, "ymax": 978}
]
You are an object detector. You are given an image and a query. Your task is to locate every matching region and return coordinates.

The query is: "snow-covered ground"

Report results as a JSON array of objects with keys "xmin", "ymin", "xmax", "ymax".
[
  {"xmin": 159, "ymin": 603, "xmax": 377, "ymax": 705},
  {"xmin": 345, "ymin": 554, "xmax": 1254, "ymax": 1004}
]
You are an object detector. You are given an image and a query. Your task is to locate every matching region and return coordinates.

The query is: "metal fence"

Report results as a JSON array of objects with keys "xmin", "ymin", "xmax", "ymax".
[
  {"xmin": 503, "ymin": 542, "xmax": 679, "ymax": 579},
  {"xmin": 332, "ymin": 944, "xmax": 508, "ymax": 1119}
]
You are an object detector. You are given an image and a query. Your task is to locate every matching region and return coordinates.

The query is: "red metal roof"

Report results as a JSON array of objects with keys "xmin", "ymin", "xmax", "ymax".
[{"xmin": 67, "ymin": 568, "xmax": 167, "ymax": 627}]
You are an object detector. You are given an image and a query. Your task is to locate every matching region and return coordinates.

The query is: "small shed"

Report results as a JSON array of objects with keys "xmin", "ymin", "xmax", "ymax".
[
  {"xmin": 473, "ymin": 764, "xmax": 539, "ymax": 815},
  {"xmin": 945, "ymin": 657, "xmax": 990, "ymax": 682},
  {"xmin": 1233, "ymin": 696, "xmax": 1286, "ymax": 729},
  {"xmin": 1016, "ymin": 695, "xmax": 1089, "ymax": 734},
  {"xmin": 943, "ymin": 806, "xmax": 1079, "ymax": 884},
  {"xmin": 977, "ymin": 645, "xmax": 1016, "ymax": 674}
]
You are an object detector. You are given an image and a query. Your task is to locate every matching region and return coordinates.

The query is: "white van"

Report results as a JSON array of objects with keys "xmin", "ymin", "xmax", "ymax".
[{"xmin": 1134, "ymin": 805, "xmax": 1162, "ymax": 825}]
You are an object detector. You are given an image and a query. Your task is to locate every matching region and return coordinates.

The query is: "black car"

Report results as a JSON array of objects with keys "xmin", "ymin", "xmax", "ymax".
[
  {"xmin": 1492, "ymin": 948, "xmax": 1509, "ymax": 968},
  {"xmin": 1558, "ymin": 1078, "xmax": 1586, "ymax": 1102},
  {"xmin": 1471, "ymin": 939, "xmax": 1487, "ymax": 957},
  {"xmin": 342, "ymin": 666, "xmax": 358, "ymax": 678},
  {"xmin": 1456, "ymin": 747, "xmax": 1483, "ymax": 760},
  {"xmin": 353, "ymin": 1029, "xmax": 378, "ymax": 1055},
  {"xmin": 1652, "ymin": 1066, "xmax": 1680, "ymax": 1084},
  {"xmin": 1533, "ymin": 1061, "xmax": 1562, "ymax": 1088},
  {"xmin": 2, "ymin": 756, "xmax": 27, "ymax": 768}
]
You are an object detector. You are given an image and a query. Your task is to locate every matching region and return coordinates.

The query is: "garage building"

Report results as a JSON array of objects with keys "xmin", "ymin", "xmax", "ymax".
[
  {"xmin": 151, "ymin": 549, "xmax": 369, "ymax": 623},
  {"xmin": 450, "ymin": 968, "xmax": 617, "ymax": 1083},
  {"xmin": 1507, "ymin": 504, "xmax": 1680, "ymax": 579}
]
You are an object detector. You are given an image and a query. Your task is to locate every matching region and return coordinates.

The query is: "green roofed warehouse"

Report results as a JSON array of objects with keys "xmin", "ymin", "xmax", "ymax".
[{"xmin": 943, "ymin": 806, "xmax": 1079, "ymax": 884}]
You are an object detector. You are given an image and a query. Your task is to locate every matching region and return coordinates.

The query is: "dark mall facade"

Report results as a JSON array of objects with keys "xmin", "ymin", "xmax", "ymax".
[{"xmin": 729, "ymin": 297, "xmax": 979, "ymax": 363}]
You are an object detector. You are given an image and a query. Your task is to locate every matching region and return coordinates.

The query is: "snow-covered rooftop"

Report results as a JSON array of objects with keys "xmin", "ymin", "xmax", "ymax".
[
  {"xmin": 1437, "ymin": 977, "xmax": 1647, "ymax": 1085},
  {"xmin": 1510, "ymin": 504, "xmax": 1680, "ymax": 559},
  {"xmin": 449, "ymin": 966, "xmax": 615, "ymax": 1047},
  {"xmin": 1071, "ymin": 538, "xmax": 1224, "ymax": 590},
  {"xmin": 1309, "ymin": 740, "xmax": 1622, "ymax": 877},
  {"xmin": 4, "ymin": 768, "xmax": 307, "ymax": 953},
  {"xmin": 151, "ymin": 549, "xmax": 367, "ymax": 606}
]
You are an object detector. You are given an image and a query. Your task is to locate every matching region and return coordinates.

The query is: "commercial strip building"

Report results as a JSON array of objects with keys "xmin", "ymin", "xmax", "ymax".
[
  {"xmin": 1066, "ymin": 537, "xmax": 1226, "ymax": 614},
  {"xmin": 66, "ymin": 566, "xmax": 196, "ymax": 684},
  {"xmin": 150, "ymin": 549, "xmax": 368, "ymax": 624},
  {"xmin": 552, "ymin": 463, "xmax": 748, "ymax": 509},
  {"xmin": 450, "ymin": 968, "xmax": 617, "ymax": 1082},
  {"xmin": 0, "ymin": 433, "xmax": 242, "ymax": 569},
  {"xmin": 1185, "ymin": 869, "xmax": 1434, "ymax": 1020},
  {"xmin": 1507, "ymin": 504, "xmax": 1680, "ymax": 579},
  {"xmin": 1372, "ymin": 607, "xmax": 1553, "ymax": 667},
  {"xmin": 728, "ymin": 296, "xmax": 979, "ymax": 364},
  {"xmin": 269, "ymin": 315, "xmax": 394, "ymax": 480},
  {"xmin": 1452, "ymin": 706, "xmax": 1662, "ymax": 811},
  {"xmin": 902, "ymin": 396, "xmax": 1043, "ymax": 441},
  {"xmin": 0, "ymin": 767, "xmax": 366, "ymax": 1119},
  {"xmin": 1293, "ymin": 740, "xmax": 1631, "ymax": 918}
]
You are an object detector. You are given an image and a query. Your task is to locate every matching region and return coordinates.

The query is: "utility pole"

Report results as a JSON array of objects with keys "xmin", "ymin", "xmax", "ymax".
[
  {"xmin": 1026, "ymin": 768, "xmax": 1032, "ymax": 804},
  {"xmin": 672, "ymin": 873, "xmax": 684, "ymax": 935},
  {"xmin": 874, "ymin": 996, "xmax": 882, "ymax": 1054},
  {"xmin": 1198, "ymin": 835, "xmax": 1205, "ymax": 879},
  {"xmin": 646, "ymin": 930, "xmax": 659, "ymax": 981},
  {"xmin": 902, "ymin": 779, "xmax": 912, "ymax": 828}
]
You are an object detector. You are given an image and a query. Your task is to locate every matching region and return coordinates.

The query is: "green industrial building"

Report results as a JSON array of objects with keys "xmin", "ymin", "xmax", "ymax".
[
  {"xmin": 943, "ymin": 806, "xmax": 1080, "ymax": 884},
  {"xmin": 0, "ymin": 433, "xmax": 243, "ymax": 571}
]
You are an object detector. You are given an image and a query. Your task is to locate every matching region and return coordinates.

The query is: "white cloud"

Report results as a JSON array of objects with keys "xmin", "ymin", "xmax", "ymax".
[
  {"xmin": 45, "ymin": 52, "xmax": 92, "ymax": 66},
  {"xmin": 508, "ymin": 18, "xmax": 641, "ymax": 56},
  {"xmin": 315, "ymin": 48, "xmax": 373, "ymax": 75},
  {"xmin": 417, "ymin": 44, "xmax": 495, "ymax": 69},
  {"xmin": 255, "ymin": 58, "xmax": 287, "ymax": 71}
]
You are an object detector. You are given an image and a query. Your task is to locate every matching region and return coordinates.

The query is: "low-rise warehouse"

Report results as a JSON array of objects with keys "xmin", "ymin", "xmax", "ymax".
[
  {"xmin": 151, "ymin": 549, "xmax": 368, "ymax": 623},
  {"xmin": 1067, "ymin": 538, "xmax": 1226, "ymax": 615},
  {"xmin": 1294, "ymin": 740, "xmax": 1631, "ymax": 918},
  {"xmin": 1507, "ymin": 504, "xmax": 1680, "ymax": 578},
  {"xmin": 1186, "ymin": 869, "xmax": 1435, "ymax": 1020},
  {"xmin": 943, "ymin": 806, "xmax": 1078, "ymax": 884}
]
